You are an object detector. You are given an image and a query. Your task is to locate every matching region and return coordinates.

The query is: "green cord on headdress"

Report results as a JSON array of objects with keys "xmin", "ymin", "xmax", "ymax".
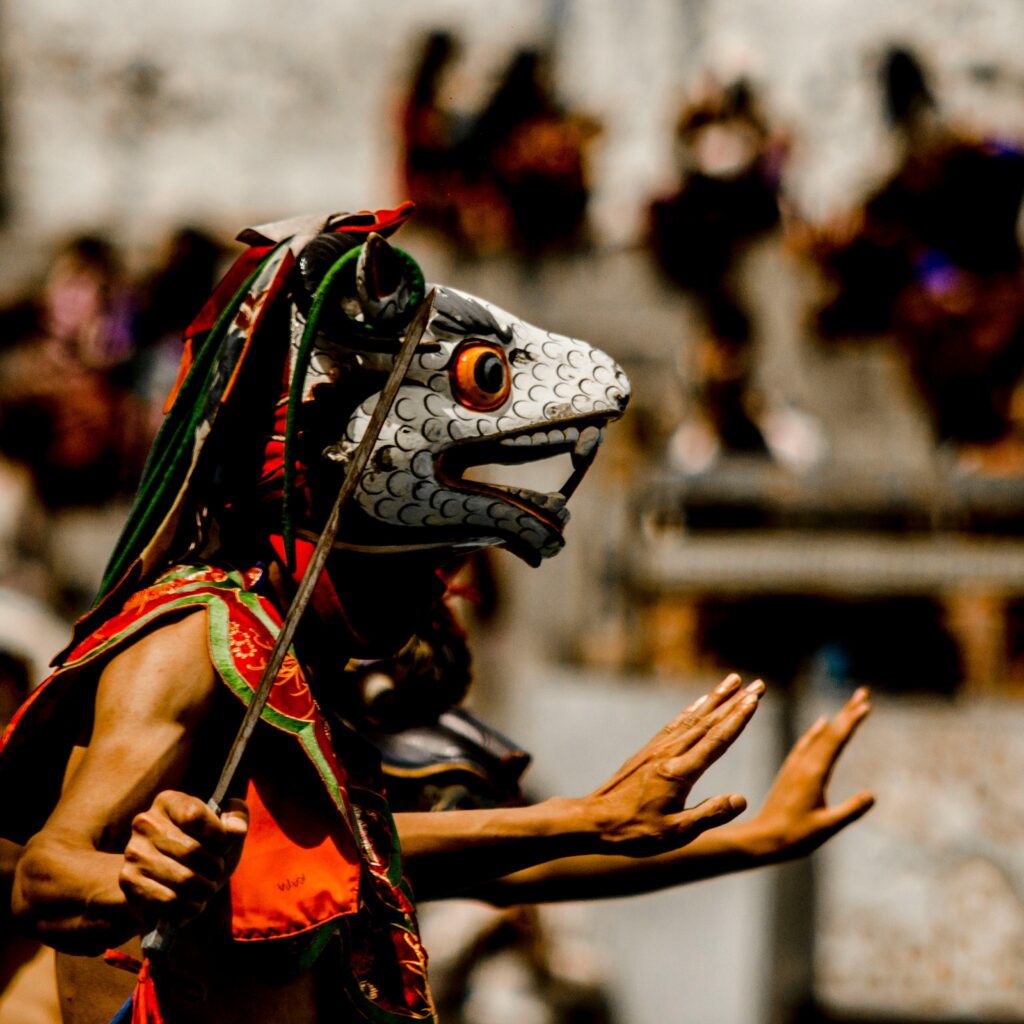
[
  {"xmin": 97, "ymin": 248, "xmax": 282, "ymax": 601},
  {"xmin": 281, "ymin": 242, "xmax": 425, "ymax": 569}
]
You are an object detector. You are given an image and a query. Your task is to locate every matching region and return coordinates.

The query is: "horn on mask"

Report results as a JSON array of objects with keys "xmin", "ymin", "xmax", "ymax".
[
  {"xmin": 295, "ymin": 231, "xmax": 425, "ymax": 331},
  {"xmin": 282, "ymin": 232, "xmax": 426, "ymax": 567}
]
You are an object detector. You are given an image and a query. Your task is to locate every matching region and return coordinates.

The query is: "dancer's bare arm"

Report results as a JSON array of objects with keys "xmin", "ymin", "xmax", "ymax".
[
  {"xmin": 397, "ymin": 675, "xmax": 764, "ymax": 900},
  {"xmin": 465, "ymin": 688, "xmax": 874, "ymax": 905},
  {"xmin": 15, "ymin": 639, "xmax": 765, "ymax": 943},
  {"xmin": 12, "ymin": 612, "xmax": 248, "ymax": 955}
]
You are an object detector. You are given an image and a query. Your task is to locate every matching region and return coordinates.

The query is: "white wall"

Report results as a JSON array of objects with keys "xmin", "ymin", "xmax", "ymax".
[{"xmin": 6, "ymin": 0, "xmax": 1024, "ymax": 250}]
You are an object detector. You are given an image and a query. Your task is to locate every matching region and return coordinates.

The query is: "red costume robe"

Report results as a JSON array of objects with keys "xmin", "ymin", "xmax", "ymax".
[{"xmin": 0, "ymin": 560, "xmax": 436, "ymax": 1023}]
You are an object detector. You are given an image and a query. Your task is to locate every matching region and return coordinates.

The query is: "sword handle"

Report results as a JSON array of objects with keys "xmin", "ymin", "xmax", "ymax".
[
  {"xmin": 140, "ymin": 920, "xmax": 175, "ymax": 956},
  {"xmin": 139, "ymin": 798, "xmax": 222, "ymax": 956}
]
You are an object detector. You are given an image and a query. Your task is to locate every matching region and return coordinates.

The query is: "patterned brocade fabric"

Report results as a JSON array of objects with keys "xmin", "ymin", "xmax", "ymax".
[{"xmin": 0, "ymin": 561, "xmax": 437, "ymax": 1022}]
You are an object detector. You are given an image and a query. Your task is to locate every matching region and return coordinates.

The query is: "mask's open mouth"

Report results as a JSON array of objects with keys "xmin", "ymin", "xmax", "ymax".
[{"xmin": 436, "ymin": 417, "xmax": 609, "ymax": 533}]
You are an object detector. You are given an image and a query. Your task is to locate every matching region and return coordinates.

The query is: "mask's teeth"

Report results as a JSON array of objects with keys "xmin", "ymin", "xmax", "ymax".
[
  {"xmin": 501, "ymin": 430, "xmax": 546, "ymax": 448},
  {"xmin": 572, "ymin": 425, "xmax": 602, "ymax": 464},
  {"xmin": 498, "ymin": 425, "xmax": 599, "ymax": 455},
  {"xmin": 504, "ymin": 486, "xmax": 569, "ymax": 522}
]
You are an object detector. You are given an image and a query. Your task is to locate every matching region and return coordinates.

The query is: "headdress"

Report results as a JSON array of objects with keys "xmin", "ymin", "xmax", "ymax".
[
  {"xmin": 78, "ymin": 201, "xmax": 629, "ymax": 654},
  {"xmin": 95, "ymin": 204, "xmax": 418, "ymax": 603}
]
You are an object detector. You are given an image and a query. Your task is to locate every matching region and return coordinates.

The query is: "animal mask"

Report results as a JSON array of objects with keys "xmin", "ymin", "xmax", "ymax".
[{"xmin": 290, "ymin": 232, "xmax": 630, "ymax": 566}]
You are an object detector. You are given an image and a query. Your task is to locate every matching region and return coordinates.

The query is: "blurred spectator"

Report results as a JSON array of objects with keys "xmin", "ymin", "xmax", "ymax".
[
  {"xmin": 130, "ymin": 226, "xmax": 225, "ymax": 444},
  {"xmin": 0, "ymin": 235, "xmax": 142, "ymax": 507},
  {"xmin": 399, "ymin": 41, "xmax": 599, "ymax": 258},
  {"xmin": 400, "ymin": 30, "xmax": 465, "ymax": 235},
  {"xmin": 649, "ymin": 77, "xmax": 815, "ymax": 470},
  {"xmin": 0, "ymin": 234, "xmax": 229, "ymax": 1024},
  {"xmin": 460, "ymin": 49, "xmax": 598, "ymax": 257},
  {"xmin": 803, "ymin": 46, "xmax": 1024, "ymax": 467}
]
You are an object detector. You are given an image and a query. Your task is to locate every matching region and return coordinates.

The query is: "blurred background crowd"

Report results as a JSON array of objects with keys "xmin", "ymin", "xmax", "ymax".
[{"xmin": 2, "ymin": 1, "xmax": 1024, "ymax": 1022}]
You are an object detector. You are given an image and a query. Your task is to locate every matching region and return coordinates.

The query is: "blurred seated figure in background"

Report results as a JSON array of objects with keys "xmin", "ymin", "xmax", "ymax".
[
  {"xmin": 802, "ymin": 46, "xmax": 1024, "ymax": 471},
  {"xmin": 0, "ymin": 235, "xmax": 142, "ymax": 508},
  {"xmin": 130, "ymin": 227, "xmax": 225, "ymax": 447},
  {"xmin": 649, "ymin": 77, "xmax": 822, "ymax": 472},
  {"xmin": 399, "ymin": 30, "xmax": 465, "ymax": 237},
  {"xmin": 460, "ymin": 48, "xmax": 598, "ymax": 258},
  {"xmin": 399, "ymin": 40, "xmax": 599, "ymax": 258}
]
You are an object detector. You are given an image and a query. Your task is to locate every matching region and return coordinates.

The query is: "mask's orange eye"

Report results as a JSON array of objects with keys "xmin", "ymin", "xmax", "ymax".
[{"xmin": 450, "ymin": 342, "xmax": 511, "ymax": 411}]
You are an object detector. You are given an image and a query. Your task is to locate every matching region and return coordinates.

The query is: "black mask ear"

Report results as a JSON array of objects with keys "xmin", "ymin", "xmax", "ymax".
[
  {"xmin": 295, "ymin": 233, "xmax": 355, "ymax": 312},
  {"xmin": 355, "ymin": 233, "xmax": 424, "ymax": 327}
]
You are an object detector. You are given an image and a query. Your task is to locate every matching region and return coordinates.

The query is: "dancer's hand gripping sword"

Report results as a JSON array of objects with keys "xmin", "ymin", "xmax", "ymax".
[{"xmin": 142, "ymin": 290, "xmax": 436, "ymax": 955}]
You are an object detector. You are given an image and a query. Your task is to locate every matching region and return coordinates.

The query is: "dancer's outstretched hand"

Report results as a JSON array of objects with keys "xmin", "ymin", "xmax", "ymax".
[
  {"xmin": 749, "ymin": 687, "xmax": 874, "ymax": 861},
  {"xmin": 585, "ymin": 673, "xmax": 763, "ymax": 857}
]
